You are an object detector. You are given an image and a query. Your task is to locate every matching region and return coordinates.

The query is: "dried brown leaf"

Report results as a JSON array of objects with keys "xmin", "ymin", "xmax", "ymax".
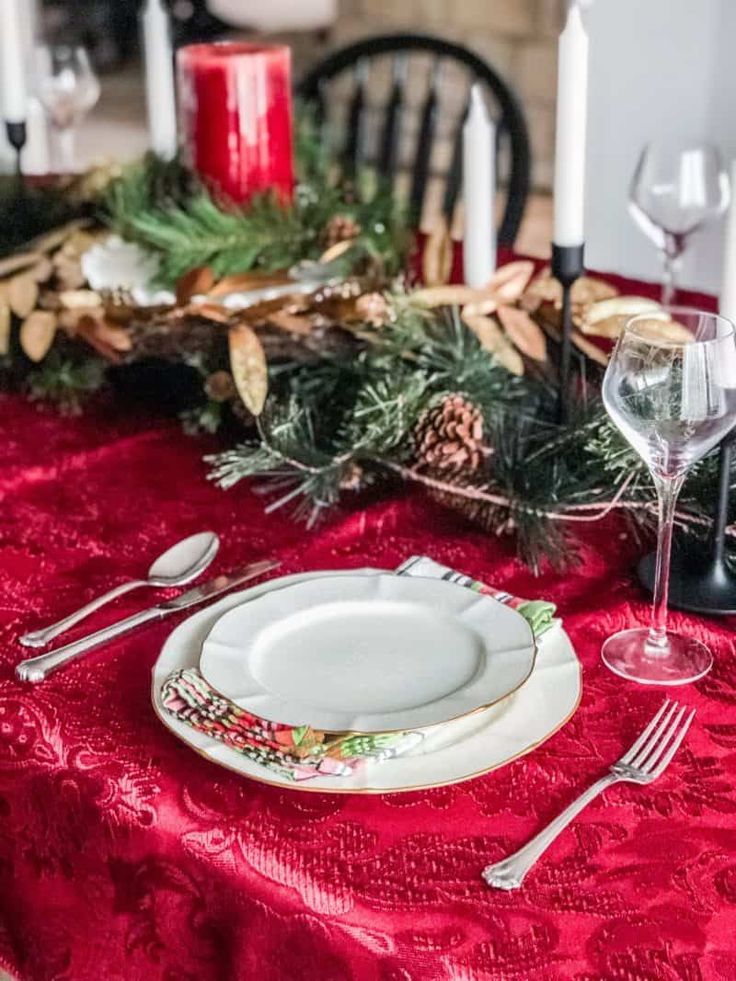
[
  {"xmin": 229, "ymin": 324, "xmax": 268, "ymax": 416},
  {"xmin": 209, "ymin": 270, "xmax": 291, "ymax": 298},
  {"xmin": 176, "ymin": 266, "xmax": 216, "ymax": 305},
  {"xmin": 192, "ymin": 302, "xmax": 231, "ymax": 324},
  {"xmin": 496, "ymin": 305, "xmax": 547, "ymax": 362},
  {"xmin": 267, "ymin": 310, "xmax": 315, "ymax": 335},
  {"xmin": 0, "ymin": 295, "xmax": 10, "ymax": 355},
  {"xmin": 20, "ymin": 310, "xmax": 57, "ymax": 362},
  {"xmin": 7, "ymin": 274, "xmax": 39, "ymax": 319}
]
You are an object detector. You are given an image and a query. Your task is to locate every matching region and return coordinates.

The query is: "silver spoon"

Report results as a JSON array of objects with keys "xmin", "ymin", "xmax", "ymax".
[{"xmin": 19, "ymin": 531, "xmax": 220, "ymax": 649}]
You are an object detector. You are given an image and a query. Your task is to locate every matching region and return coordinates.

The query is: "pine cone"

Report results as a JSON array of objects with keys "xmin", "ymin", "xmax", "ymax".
[
  {"xmin": 324, "ymin": 213, "xmax": 362, "ymax": 248},
  {"xmin": 414, "ymin": 394, "xmax": 486, "ymax": 475}
]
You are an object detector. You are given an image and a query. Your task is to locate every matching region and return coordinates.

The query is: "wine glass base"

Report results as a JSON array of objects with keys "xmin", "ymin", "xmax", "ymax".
[
  {"xmin": 638, "ymin": 538, "xmax": 736, "ymax": 615},
  {"xmin": 601, "ymin": 628, "xmax": 712, "ymax": 686}
]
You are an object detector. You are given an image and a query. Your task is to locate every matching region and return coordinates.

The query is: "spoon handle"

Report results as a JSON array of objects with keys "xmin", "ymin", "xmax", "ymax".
[{"xmin": 19, "ymin": 579, "xmax": 147, "ymax": 648}]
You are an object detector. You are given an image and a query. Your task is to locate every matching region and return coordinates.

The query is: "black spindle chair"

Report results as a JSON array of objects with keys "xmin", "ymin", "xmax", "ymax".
[{"xmin": 298, "ymin": 33, "xmax": 531, "ymax": 246}]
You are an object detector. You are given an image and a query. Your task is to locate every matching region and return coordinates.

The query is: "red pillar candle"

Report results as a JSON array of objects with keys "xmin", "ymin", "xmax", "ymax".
[{"xmin": 177, "ymin": 42, "xmax": 294, "ymax": 205}]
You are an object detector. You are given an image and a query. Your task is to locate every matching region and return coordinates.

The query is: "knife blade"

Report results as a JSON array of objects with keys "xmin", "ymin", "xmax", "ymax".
[
  {"xmin": 16, "ymin": 559, "xmax": 281, "ymax": 683},
  {"xmin": 159, "ymin": 561, "xmax": 279, "ymax": 611}
]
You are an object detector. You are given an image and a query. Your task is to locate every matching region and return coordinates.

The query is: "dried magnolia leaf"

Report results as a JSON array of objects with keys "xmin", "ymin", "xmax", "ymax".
[
  {"xmin": 20, "ymin": 310, "xmax": 57, "ymax": 362},
  {"xmin": 496, "ymin": 305, "xmax": 547, "ymax": 362},
  {"xmin": 267, "ymin": 310, "xmax": 315, "ymax": 335},
  {"xmin": 192, "ymin": 302, "xmax": 231, "ymax": 324},
  {"xmin": 75, "ymin": 314, "xmax": 132, "ymax": 359},
  {"xmin": 0, "ymin": 295, "xmax": 10, "ymax": 355},
  {"xmin": 60, "ymin": 229, "xmax": 98, "ymax": 259},
  {"xmin": 422, "ymin": 217, "xmax": 453, "ymax": 287},
  {"xmin": 60, "ymin": 289, "xmax": 103, "ymax": 309},
  {"xmin": 413, "ymin": 285, "xmax": 496, "ymax": 308},
  {"xmin": 7, "ymin": 274, "xmax": 39, "ymax": 319},
  {"xmin": 229, "ymin": 324, "xmax": 268, "ymax": 416},
  {"xmin": 582, "ymin": 296, "xmax": 663, "ymax": 333},
  {"xmin": 30, "ymin": 256, "xmax": 55, "ymax": 283},
  {"xmin": 572, "ymin": 331, "xmax": 609, "ymax": 367},
  {"xmin": 462, "ymin": 297, "xmax": 498, "ymax": 318},
  {"xmin": 487, "ymin": 260, "xmax": 535, "ymax": 303},
  {"xmin": 524, "ymin": 270, "xmax": 618, "ymax": 312},
  {"xmin": 0, "ymin": 251, "xmax": 43, "ymax": 278},
  {"xmin": 176, "ymin": 266, "xmax": 216, "ymax": 305},
  {"xmin": 209, "ymin": 270, "xmax": 291, "ymax": 298},
  {"xmin": 633, "ymin": 317, "xmax": 694, "ymax": 344},
  {"xmin": 581, "ymin": 299, "xmax": 669, "ymax": 341},
  {"xmin": 463, "ymin": 312, "xmax": 524, "ymax": 376},
  {"xmin": 319, "ymin": 239, "xmax": 356, "ymax": 264},
  {"xmin": 27, "ymin": 219, "xmax": 92, "ymax": 255}
]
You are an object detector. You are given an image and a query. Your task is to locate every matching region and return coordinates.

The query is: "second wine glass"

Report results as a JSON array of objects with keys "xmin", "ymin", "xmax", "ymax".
[
  {"xmin": 36, "ymin": 45, "xmax": 101, "ymax": 174},
  {"xmin": 629, "ymin": 140, "xmax": 730, "ymax": 305},
  {"xmin": 602, "ymin": 308, "xmax": 736, "ymax": 685}
]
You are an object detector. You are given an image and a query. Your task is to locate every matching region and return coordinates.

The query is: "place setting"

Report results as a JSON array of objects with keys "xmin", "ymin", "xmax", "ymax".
[{"xmin": 2, "ymin": 0, "xmax": 736, "ymax": 978}]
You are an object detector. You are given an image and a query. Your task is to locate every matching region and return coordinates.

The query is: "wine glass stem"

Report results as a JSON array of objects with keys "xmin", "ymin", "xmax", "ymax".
[
  {"xmin": 661, "ymin": 233, "xmax": 683, "ymax": 306},
  {"xmin": 56, "ymin": 126, "xmax": 76, "ymax": 174},
  {"xmin": 648, "ymin": 473, "xmax": 684, "ymax": 650}
]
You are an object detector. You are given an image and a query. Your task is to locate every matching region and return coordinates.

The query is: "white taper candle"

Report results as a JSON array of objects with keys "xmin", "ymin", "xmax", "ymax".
[
  {"xmin": 720, "ymin": 161, "xmax": 736, "ymax": 325},
  {"xmin": 0, "ymin": 0, "xmax": 28, "ymax": 124},
  {"xmin": 463, "ymin": 84, "xmax": 496, "ymax": 287},
  {"xmin": 142, "ymin": 0, "xmax": 178, "ymax": 160},
  {"xmin": 553, "ymin": 3, "xmax": 589, "ymax": 247}
]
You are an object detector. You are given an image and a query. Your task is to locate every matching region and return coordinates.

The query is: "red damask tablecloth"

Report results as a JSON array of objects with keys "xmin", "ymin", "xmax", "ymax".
[{"xmin": 1, "ymin": 280, "xmax": 736, "ymax": 981}]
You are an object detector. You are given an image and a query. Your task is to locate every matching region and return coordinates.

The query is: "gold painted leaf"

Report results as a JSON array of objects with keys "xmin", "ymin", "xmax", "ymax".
[
  {"xmin": 7, "ymin": 274, "xmax": 39, "ymax": 319},
  {"xmin": 496, "ymin": 305, "xmax": 547, "ymax": 362},
  {"xmin": 229, "ymin": 324, "xmax": 268, "ymax": 416},
  {"xmin": 319, "ymin": 239, "xmax": 356, "ymax": 264},
  {"xmin": 413, "ymin": 285, "xmax": 496, "ymax": 308},
  {"xmin": 0, "ymin": 251, "xmax": 43, "ymax": 278},
  {"xmin": 20, "ymin": 310, "xmax": 57, "ymax": 362},
  {"xmin": 487, "ymin": 260, "xmax": 535, "ymax": 302},
  {"xmin": 422, "ymin": 217, "xmax": 453, "ymax": 287}
]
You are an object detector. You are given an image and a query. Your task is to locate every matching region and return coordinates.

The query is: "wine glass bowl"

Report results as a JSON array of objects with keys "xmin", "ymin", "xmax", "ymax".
[
  {"xmin": 601, "ymin": 309, "xmax": 736, "ymax": 685},
  {"xmin": 36, "ymin": 45, "xmax": 101, "ymax": 173},
  {"xmin": 629, "ymin": 141, "xmax": 730, "ymax": 305}
]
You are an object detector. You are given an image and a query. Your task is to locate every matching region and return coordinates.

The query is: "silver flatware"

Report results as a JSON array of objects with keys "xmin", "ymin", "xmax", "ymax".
[
  {"xmin": 20, "ymin": 531, "xmax": 220, "ymax": 648},
  {"xmin": 482, "ymin": 699, "xmax": 695, "ymax": 890},
  {"xmin": 15, "ymin": 560, "xmax": 280, "ymax": 683}
]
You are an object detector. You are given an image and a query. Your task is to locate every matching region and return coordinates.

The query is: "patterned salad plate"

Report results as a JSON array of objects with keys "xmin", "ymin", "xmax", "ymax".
[{"xmin": 152, "ymin": 569, "xmax": 582, "ymax": 793}]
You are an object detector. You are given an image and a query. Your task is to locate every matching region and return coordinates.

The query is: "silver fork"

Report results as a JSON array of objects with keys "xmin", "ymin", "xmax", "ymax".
[{"xmin": 482, "ymin": 699, "xmax": 695, "ymax": 890}]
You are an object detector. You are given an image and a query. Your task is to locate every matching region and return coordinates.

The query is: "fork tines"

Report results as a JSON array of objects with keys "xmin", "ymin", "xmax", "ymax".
[{"xmin": 617, "ymin": 698, "xmax": 695, "ymax": 780}]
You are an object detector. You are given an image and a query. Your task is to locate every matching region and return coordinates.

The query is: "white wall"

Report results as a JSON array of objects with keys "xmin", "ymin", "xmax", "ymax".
[{"xmin": 585, "ymin": 0, "xmax": 730, "ymax": 294}]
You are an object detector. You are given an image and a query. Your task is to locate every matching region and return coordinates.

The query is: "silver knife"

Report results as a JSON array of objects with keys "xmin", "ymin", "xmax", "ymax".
[{"xmin": 15, "ymin": 560, "xmax": 280, "ymax": 684}]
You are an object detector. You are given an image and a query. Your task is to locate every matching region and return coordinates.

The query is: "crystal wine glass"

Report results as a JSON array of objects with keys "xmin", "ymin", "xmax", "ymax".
[
  {"xmin": 602, "ymin": 308, "xmax": 736, "ymax": 684},
  {"xmin": 629, "ymin": 141, "xmax": 730, "ymax": 305},
  {"xmin": 36, "ymin": 45, "xmax": 100, "ymax": 173}
]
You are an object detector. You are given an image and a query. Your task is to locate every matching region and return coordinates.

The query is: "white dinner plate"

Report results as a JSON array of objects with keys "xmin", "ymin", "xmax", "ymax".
[
  {"xmin": 198, "ymin": 574, "xmax": 536, "ymax": 734},
  {"xmin": 151, "ymin": 569, "xmax": 582, "ymax": 794}
]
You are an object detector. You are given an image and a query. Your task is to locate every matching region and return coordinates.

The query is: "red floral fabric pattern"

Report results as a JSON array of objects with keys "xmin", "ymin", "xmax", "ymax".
[{"xmin": 1, "ymin": 283, "xmax": 735, "ymax": 981}]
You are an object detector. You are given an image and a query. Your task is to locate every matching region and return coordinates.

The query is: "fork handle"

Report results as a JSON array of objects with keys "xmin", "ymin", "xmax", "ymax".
[
  {"xmin": 19, "ymin": 579, "xmax": 147, "ymax": 648},
  {"xmin": 482, "ymin": 772, "xmax": 620, "ymax": 890}
]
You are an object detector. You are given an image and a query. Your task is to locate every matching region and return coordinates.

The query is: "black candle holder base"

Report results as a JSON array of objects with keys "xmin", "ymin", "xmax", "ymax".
[{"xmin": 637, "ymin": 534, "xmax": 736, "ymax": 615}]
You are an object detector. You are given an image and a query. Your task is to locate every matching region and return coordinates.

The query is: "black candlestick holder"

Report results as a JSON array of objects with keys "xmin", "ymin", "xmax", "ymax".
[
  {"xmin": 638, "ymin": 431, "xmax": 736, "ymax": 614},
  {"xmin": 552, "ymin": 243, "xmax": 585, "ymax": 424},
  {"xmin": 5, "ymin": 120, "xmax": 26, "ymax": 180}
]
